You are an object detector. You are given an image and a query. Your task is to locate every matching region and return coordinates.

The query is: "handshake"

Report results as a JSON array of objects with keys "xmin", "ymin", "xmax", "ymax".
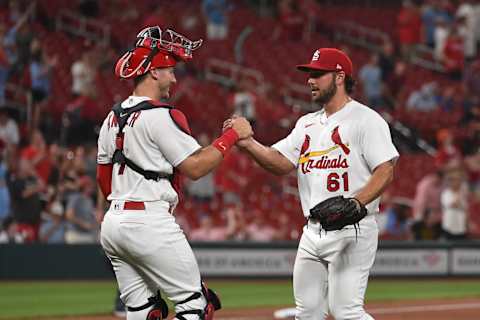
[{"xmin": 222, "ymin": 116, "xmax": 253, "ymax": 147}]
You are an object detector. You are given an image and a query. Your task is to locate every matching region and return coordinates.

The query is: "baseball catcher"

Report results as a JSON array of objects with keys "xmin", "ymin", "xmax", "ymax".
[
  {"xmin": 309, "ymin": 196, "xmax": 367, "ymax": 231},
  {"xmin": 97, "ymin": 25, "xmax": 252, "ymax": 320}
]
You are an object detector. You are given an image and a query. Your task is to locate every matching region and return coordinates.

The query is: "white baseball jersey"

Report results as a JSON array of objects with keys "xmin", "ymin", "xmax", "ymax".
[
  {"xmin": 441, "ymin": 187, "xmax": 468, "ymax": 234},
  {"xmin": 97, "ymin": 96, "xmax": 201, "ymax": 206},
  {"xmin": 273, "ymin": 99, "xmax": 399, "ymax": 217}
]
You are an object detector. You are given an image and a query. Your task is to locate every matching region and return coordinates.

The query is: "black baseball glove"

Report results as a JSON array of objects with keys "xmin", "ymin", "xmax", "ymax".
[{"xmin": 309, "ymin": 196, "xmax": 367, "ymax": 231}]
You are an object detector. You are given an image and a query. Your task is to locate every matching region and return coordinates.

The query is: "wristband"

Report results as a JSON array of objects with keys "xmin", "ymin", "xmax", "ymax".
[{"xmin": 212, "ymin": 128, "xmax": 239, "ymax": 156}]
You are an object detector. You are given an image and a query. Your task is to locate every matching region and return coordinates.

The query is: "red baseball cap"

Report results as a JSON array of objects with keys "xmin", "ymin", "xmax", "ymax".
[{"xmin": 297, "ymin": 48, "xmax": 353, "ymax": 76}]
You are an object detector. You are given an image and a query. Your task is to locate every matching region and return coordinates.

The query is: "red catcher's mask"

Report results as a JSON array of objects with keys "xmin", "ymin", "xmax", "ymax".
[{"xmin": 115, "ymin": 26, "xmax": 203, "ymax": 80}]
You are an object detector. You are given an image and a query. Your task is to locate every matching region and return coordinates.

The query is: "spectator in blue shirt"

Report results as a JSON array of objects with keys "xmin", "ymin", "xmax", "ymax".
[
  {"xmin": 0, "ymin": 154, "xmax": 10, "ymax": 225},
  {"xmin": 29, "ymin": 39, "xmax": 57, "ymax": 105},
  {"xmin": 359, "ymin": 53, "xmax": 383, "ymax": 109},
  {"xmin": 422, "ymin": 0, "xmax": 454, "ymax": 46},
  {"xmin": 406, "ymin": 82, "xmax": 440, "ymax": 111},
  {"xmin": 202, "ymin": 0, "xmax": 230, "ymax": 40},
  {"xmin": 385, "ymin": 202, "xmax": 412, "ymax": 239},
  {"xmin": 39, "ymin": 191, "xmax": 66, "ymax": 243}
]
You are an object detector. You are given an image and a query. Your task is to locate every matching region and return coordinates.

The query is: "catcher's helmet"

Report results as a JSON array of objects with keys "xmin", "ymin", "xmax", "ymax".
[{"xmin": 115, "ymin": 26, "xmax": 203, "ymax": 80}]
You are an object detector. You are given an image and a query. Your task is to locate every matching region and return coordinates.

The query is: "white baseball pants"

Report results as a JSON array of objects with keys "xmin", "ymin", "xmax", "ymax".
[
  {"xmin": 101, "ymin": 200, "xmax": 206, "ymax": 320},
  {"xmin": 293, "ymin": 214, "xmax": 378, "ymax": 320}
]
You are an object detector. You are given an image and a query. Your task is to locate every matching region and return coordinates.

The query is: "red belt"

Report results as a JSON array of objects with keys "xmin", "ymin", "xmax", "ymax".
[{"xmin": 123, "ymin": 201, "xmax": 146, "ymax": 210}]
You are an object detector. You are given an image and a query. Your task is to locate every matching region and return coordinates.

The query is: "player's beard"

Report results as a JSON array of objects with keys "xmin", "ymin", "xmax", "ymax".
[{"xmin": 313, "ymin": 76, "xmax": 337, "ymax": 106}]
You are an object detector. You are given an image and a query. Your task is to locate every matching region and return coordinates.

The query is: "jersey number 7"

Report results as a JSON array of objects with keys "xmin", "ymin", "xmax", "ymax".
[{"xmin": 327, "ymin": 172, "xmax": 349, "ymax": 192}]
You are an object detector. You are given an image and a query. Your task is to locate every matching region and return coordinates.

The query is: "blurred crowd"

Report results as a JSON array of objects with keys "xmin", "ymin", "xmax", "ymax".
[
  {"xmin": 380, "ymin": 160, "xmax": 477, "ymax": 240},
  {"xmin": 357, "ymin": 0, "xmax": 480, "ymax": 108},
  {"xmin": 0, "ymin": 0, "xmax": 478, "ymax": 244},
  {"xmin": 379, "ymin": 125, "xmax": 480, "ymax": 240},
  {"xmin": 356, "ymin": 0, "xmax": 480, "ymax": 242}
]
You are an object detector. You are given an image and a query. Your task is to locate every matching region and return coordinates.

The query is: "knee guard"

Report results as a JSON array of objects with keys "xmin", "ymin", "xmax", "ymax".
[
  {"xmin": 127, "ymin": 290, "xmax": 169, "ymax": 320},
  {"xmin": 175, "ymin": 282, "xmax": 221, "ymax": 320},
  {"xmin": 201, "ymin": 281, "xmax": 221, "ymax": 320}
]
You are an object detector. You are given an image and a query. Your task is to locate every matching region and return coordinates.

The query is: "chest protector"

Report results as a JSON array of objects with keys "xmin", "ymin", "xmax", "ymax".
[{"xmin": 111, "ymin": 100, "xmax": 173, "ymax": 182}]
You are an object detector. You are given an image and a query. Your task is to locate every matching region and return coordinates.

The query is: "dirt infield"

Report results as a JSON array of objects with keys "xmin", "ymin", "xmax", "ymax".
[
  {"xmin": 363, "ymin": 298, "xmax": 480, "ymax": 320},
  {"xmin": 62, "ymin": 297, "xmax": 480, "ymax": 320}
]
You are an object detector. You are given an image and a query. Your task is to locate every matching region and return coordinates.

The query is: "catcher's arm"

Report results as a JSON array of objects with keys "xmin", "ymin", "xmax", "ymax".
[
  {"xmin": 179, "ymin": 118, "xmax": 252, "ymax": 180},
  {"xmin": 354, "ymin": 159, "xmax": 396, "ymax": 205},
  {"xmin": 96, "ymin": 187, "xmax": 108, "ymax": 223},
  {"xmin": 236, "ymin": 137, "xmax": 295, "ymax": 176}
]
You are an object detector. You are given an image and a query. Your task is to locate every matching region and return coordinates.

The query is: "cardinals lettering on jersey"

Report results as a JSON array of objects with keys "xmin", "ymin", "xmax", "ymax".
[{"xmin": 299, "ymin": 126, "xmax": 350, "ymax": 174}]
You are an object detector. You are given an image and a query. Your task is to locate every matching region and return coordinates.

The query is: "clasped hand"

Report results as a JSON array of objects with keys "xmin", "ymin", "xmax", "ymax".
[{"xmin": 223, "ymin": 116, "xmax": 253, "ymax": 141}]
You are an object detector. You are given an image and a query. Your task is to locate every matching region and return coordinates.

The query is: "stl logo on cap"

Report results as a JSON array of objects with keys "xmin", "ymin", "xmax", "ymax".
[{"xmin": 297, "ymin": 47, "xmax": 353, "ymax": 76}]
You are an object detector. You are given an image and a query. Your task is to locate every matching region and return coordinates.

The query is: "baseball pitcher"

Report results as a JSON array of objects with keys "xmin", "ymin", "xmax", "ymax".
[
  {"xmin": 97, "ymin": 26, "xmax": 252, "ymax": 320},
  {"xmin": 226, "ymin": 48, "xmax": 398, "ymax": 319}
]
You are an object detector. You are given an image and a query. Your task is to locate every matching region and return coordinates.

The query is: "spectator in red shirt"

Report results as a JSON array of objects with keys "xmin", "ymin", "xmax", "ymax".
[
  {"xmin": 20, "ymin": 130, "xmax": 51, "ymax": 184},
  {"xmin": 443, "ymin": 24, "xmax": 465, "ymax": 80},
  {"xmin": 397, "ymin": 0, "xmax": 422, "ymax": 59},
  {"xmin": 435, "ymin": 128, "xmax": 462, "ymax": 168},
  {"xmin": 273, "ymin": 0, "xmax": 305, "ymax": 41}
]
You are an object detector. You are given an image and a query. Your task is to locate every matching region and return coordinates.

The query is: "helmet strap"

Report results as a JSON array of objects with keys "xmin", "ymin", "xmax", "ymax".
[{"xmin": 142, "ymin": 40, "xmax": 160, "ymax": 70}]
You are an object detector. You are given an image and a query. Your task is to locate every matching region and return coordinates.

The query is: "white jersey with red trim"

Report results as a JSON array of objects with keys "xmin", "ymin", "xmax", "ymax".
[
  {"xmin": 97, "ymin": 96, "xmax": 201, "ymax": 206},
  {"xmin": 272, "ymin": 99, "xmax": 399, "ymax": 217}
]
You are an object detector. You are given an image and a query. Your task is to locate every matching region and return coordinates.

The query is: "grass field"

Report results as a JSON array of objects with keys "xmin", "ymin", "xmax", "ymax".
[{"xmin": 1, "ymin": 279, "xmax": 480, "ymax": 319}]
